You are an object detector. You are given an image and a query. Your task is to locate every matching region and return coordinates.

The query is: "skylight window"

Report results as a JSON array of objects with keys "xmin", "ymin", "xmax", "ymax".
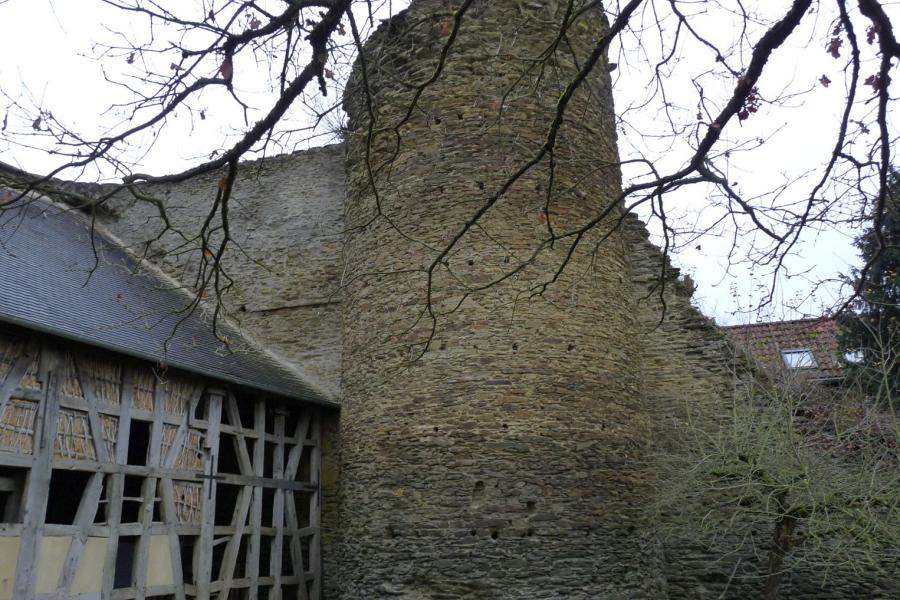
[{"xmin": 781, "ymin": 349, "xmax": 817, "ymax": 369}]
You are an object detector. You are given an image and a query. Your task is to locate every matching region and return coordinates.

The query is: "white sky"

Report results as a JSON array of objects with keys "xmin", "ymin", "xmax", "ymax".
[{"xmin": 0, "ymin": 0, "xmax": 892, "ymax": 325}]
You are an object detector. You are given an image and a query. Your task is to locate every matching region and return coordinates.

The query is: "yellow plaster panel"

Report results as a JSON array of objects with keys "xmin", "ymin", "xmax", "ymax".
[
  {"xmin": 71, "ymin": 537, "xmax": 106, "ymax": 595},
  {"xmin": 146, "ymin": 535, "xmax": 174, "ymax": 587},
  {"xmin": 0, "ymin": 534, "xmax": 173, "ymax": 597},
  {"xmin": 35, "ymin": 536, "xmax": 71, "ymax": 594},
  {"xmin": 0, "ymin": 537, "xmax": 21, "ymax": 600}
]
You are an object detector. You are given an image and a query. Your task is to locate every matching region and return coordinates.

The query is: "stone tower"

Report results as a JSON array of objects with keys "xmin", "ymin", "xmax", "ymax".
[{"xmin": 340, "ymin": 0, "xmax": 665, "ymax": 597}]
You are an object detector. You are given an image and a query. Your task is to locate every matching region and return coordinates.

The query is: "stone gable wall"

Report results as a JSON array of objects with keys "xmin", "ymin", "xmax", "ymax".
[{"xmin": 97, "ymin": 145, "xmax": 346, "ymax": 399}]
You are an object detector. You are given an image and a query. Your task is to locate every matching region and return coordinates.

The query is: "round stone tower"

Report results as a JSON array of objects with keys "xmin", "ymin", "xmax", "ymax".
[{"xmin": 339, "ymin": 1, "xmax": 664, "ymax": 597}]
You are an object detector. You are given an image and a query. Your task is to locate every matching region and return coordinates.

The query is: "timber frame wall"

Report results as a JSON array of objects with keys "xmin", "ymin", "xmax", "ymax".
[{"xmin": 0, "ymin": 325, "xmax": 323, "ymax": 600}]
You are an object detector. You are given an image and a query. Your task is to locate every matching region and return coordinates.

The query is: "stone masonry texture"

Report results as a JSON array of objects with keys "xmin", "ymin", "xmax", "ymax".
[
  {"xmin": 88, "ymin": 0, "xmax": 898, "ymax": 597},
  {"xmin": 339, "ymin": 1, "xmax": 664, "ymax": 597},
  {"xmin": 98, "ymin": 146, "xmax": 346, "ymax": 400}
]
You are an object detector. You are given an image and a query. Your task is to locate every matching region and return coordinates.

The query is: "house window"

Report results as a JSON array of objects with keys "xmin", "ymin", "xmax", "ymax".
[{"xmin": 781, "ymin": 348, "xmax": 817, "ymax": 369}]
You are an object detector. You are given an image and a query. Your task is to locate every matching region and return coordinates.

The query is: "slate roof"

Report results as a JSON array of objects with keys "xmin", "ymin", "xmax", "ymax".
[
  {"xmin": 0, "ymin": 196, "xmax": 334, "ymax": 406},
  {"xmin": 722, "ymin": 317, "xmax": 844, "ymax": 382}
]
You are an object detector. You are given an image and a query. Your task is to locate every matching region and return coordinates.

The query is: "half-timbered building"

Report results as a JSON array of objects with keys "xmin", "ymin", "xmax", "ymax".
[{"xmin": 0, "ymin": 198, "xmax": 334, "ymax": 599}]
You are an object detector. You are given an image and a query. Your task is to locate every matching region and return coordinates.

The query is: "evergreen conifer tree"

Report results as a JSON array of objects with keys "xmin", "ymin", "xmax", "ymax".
[{"xmin": 838, "ymin": 172, "xmax": 900, "ymax": 403}]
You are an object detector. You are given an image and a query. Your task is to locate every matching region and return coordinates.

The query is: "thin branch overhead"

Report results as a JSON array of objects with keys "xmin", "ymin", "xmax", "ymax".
[{"xmin": 0, "ymin": 0, "xmax": 897, "ymax": 336}]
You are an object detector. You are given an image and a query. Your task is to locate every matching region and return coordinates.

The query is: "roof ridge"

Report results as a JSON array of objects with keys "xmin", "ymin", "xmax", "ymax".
[{"xmin": 721, "ymin": 316, "xmax": 834, "ymax": 329}]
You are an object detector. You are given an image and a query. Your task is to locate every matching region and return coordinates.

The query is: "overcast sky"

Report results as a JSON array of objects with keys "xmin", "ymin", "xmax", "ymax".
[{"xmin": 1, "ymin": 0, "xmax": 892, "ymax": 325}]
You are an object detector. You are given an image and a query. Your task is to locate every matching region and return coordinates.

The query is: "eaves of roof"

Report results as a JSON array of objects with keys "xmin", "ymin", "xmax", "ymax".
[{"xmin": 0, "ymin": 196, "xmax": 337, "ymax": 408}]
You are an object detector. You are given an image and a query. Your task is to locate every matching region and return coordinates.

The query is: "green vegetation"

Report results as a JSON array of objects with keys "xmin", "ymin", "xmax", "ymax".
[
  {"xmin": 838, "ymin": 171, "xmax": 899, "ymax": 404},
  {"xmin": 657, "ymin": 365, "xmax": 899, "ymax": 599}
]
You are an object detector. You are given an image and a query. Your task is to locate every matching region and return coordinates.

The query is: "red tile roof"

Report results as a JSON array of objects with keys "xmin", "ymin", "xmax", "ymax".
[{"xmin": 722, "ymin": 317, "xmax": 844, "ymax": 381}]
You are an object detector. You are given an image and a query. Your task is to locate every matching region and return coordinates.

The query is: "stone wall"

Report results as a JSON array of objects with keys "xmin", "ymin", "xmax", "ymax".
[
  {"xmin": 622, "ymin": 213, "xmax": 740, "ymax": 597},
  {"xmin": 623, "ymin": 214, "xmax": 898, "ymax": 599},
  {"xmin": 97, "ymin": 145, "xmax": 346, "ymax": 399},
  {"xmin": 339, "ymin": 1, "xmax": 666, "ymax": 597}
]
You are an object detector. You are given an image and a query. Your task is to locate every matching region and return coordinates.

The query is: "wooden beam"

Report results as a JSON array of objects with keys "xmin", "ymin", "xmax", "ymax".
[
  {"xmin": 216, "ymin": 391, "xmax": 256, "ymax": 599},
  {"xmin": 0, "ymin": 452, "xmax": 317, "ymax": 491},
  {"xmin": 270, "ymin": 412, "xmax": 286, "ymax": 600},
  {"xmin": 0, "ymin": 522, "xmax": 316, "ymax": 538},
  {"xmin": 133, "ymin": 378, "xmax": 166, "ymax": 599},
  {"xmin": 12, "ymin": 350, "xmax": 61, "ymax": 600},
  {"xmin": 158, "ymin": 477, "xmax": 187, "ymax": 600},
  {"xmin": 159, "ymin": 390, "xmax": 193, "ymax": 600},
  {"xmin": 136, "ymin": 462, "xmax": 316, "ymax": 491},
  {"xmin": 246, "ymin": 399, "xmax": 265, "ymax": 600},
  {"xmin": 195, "ymin": 390, "xmax": 223, "ymax": 600},
  {"xmin": 284, "ymin": 495, "xmax": 310, "ymax": 600},
  {"xmin": 213, "ymin": 484, "xmax": 252, "ymax": 599},
  {"xmin": 101, "ymin": 366, "xmax": 135, "ymax": 598},
  {"xmin": 162, "ymin": 423, "xmax": 188, "ymax": 470},
  {"xmin": 284, "ymin": 411, "xmax": 311, "ymax": 600},
  {"xmin": 56, "ymin": 352, "xmax": 116, "ymax": 597},
  {"xmin": 284, "ymin": 413, "xmax": 311, "ymax": 482},
  {"xmin": 225, "ymin": 393, "xmax": 254, "ymax": 475},
  {"xmin": 308, "ymin": 412, "xmax": 322, "ymax": 600},
  {"xmin": 55, "ymin": 471, "xmax": 105, "ymax": 598}
]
